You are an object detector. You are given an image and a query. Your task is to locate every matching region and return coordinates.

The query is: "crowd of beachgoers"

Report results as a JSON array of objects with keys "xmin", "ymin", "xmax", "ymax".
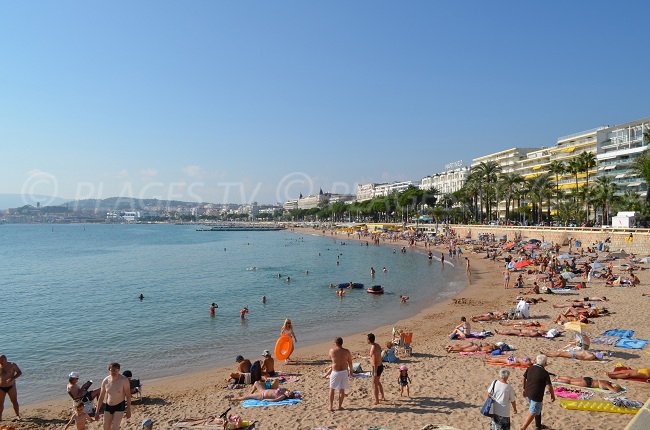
[{"xmin": 6, "ymin": 225, "xmax": 650, "ymax": 430}]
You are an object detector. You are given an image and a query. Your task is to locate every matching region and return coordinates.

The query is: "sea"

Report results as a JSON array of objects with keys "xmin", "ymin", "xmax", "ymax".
[{"xmin": 0, "ymin": 224, "xmax": 466, "ymax": 404}]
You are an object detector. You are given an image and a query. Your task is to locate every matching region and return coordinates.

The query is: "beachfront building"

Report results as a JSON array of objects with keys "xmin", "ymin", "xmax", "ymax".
[
  {"xmin": 548, "ymin": 126, "xmax": 606, "ymax": 193},
  {"xmin": 420, "ymin": 165, "xmax": 470, "ymax": 195},
  {"xmin": 597, "ymin": 117, "xmax": 650, "ymax": 196},
  {"xmin": 356, "ymin": 183, "xmax": 379, "ymax": 202},
  {"xmin": 471, "ymin": 147, "xmax": 540, "ymax": 174},
  {"xmin": 283, "ymin": 199, "xmax": 298, "ymax": 211},
  {"xmin": 373, "ymin": 181, "xmax": 414, "ymax": 197}
]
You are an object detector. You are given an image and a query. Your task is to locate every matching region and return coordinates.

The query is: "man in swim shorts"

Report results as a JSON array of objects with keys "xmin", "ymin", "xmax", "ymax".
[
  {"xmin": 328, "ymin": 337, "xmax": 352, "ymax": 411},
  {"xmin": 367, "ymin": 333, "xmax": 385, "ymax": 405},
  {"xmin": 0, "ymin": 355, "xmax": 22, "ymax": 421},
  {"xmin": 95, "ymin": 362, "xmax": 131, "ymax": 430}
]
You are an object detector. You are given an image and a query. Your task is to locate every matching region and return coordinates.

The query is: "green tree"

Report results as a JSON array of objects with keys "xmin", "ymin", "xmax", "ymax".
[
  {"xmin": 632, "ymin": 149, "xmax": 650, "ymax": 202},
  {"xmin": 472, "ymin": 161, "xmax": 502, "ymax": 222},
  {"xmin": 592, "ymin": 176, "xmax": 617, "ymax": 225},
  {"xmin": 547, "ymin": 160, "xmax": 565, "ymax": 218}
]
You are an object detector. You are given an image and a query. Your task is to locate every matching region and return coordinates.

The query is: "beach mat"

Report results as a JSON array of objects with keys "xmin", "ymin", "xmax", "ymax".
[
  {"xmin": 615, "ymin": 338, "xmax": 648, "ymax": 350},
  {"xmin": 485, "ymin": 360, "xmax": 530, "ymax": 368},
  {"xmin": 554, "ymin": 386, "xmax": 593, "ymax": 400},
  {"xmin": 560, "ymin": 399, "xmax": 640, "ymax": 414},
  {"xmin": 591, "ymin": 336, "xmax": 619, "ymax": 345},
  {"xmin": 603, "ymin": 329, "xmax": 635, "ymax": 338},
  {"xmin": 553, "ymin": 382, "xmax": 627, "ymax": 395},
  {"xmin": 242, "ymin": 398, "xmax": 301, "ymax": 407}
]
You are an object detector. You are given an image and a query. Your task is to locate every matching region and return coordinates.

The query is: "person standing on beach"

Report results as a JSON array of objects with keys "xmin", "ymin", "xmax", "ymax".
[
  {"xmin": 504, "ymin": 268, "xmax": 511, "ymax": 289},
  {"xmin": 328, "ymin": 337, "xmax": 352, "ymax": 411},
  {"xmin": 485, "ymin": 368, "xmax": 517, "ymax": 430},
  {"xmin": 441, "ymin": 252, "xmax": 445, "ymax": 267},
  {"xmin": 95, "ymin": 362, "xmax": 131, "ymax": 430},
  {"xmin": 465, "ymin": 257, "xmax": 471, "ymax": 277},
  {"xmin": 280, "ymin": 319, "xmax": 298, "ymax": 363},
  {"xmin": 0, "ymin": 355, "xmax": 22, "ymax": 421},
  {"xmin": 521, "ymin": 354, "xmax": 555, "ymax": 430},
  {"xmin": 367, "ymin": 333, "xmax": 385, "ymax": 405}
]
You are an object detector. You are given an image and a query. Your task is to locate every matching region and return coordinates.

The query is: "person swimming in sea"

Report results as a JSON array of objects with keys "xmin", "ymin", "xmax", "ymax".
[
  {"xmin": 138, "ymin": 294, "xmax": 144, "ymax": 301},
  {"xmin": 262, "ymin": 296, "xmax": 267, "ymax": 304}
]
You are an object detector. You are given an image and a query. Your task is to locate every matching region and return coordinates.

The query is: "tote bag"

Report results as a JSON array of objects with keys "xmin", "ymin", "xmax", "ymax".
[{"xmin": 481, "ymin": 380, "xmax": 497, "ymax": 417}]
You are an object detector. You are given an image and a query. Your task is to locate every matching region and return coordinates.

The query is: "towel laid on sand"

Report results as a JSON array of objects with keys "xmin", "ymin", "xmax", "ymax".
[
  {"xmin": 591, "ymin": 336, "xmax": 619, "ymax": 345},
  {"xmin": 242, "ymin": 398, "xmax": 301, "ymax": 407},
  {"xmin": 614, "ymin": 338, "xmax": 648, "ymax": 349},
  {"xmin": 554, "ymin": 386, "xmax": 593, "ymax": 400},
  {"xmin": 602, "ymin": 329, "xmax": 635, "ymax": 338}
]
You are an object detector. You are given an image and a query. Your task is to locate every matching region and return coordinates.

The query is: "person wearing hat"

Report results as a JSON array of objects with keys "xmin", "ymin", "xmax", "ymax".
[
  {"xmin": 142, "ymin": 418, "xmax": 153, "ymax": 429},
  {"xmin": 261, "ymin": 350, "xmax": 276, "ymax": 377},
  {"xmin": 398, "ymin": 365, "xmax": 411, "ymax": 397},
  {"xmin": 67, "ymin": 372, "xmax": 100, "ymax": 403},
  {"xmin": 228, "ymin": 356, "xmax": 251, "ymax": 384}
]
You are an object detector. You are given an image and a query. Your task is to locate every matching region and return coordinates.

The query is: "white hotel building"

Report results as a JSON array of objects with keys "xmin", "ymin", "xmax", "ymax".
[
  {"xmin": 420, "ymin": 165, "xmax": 470, "ymax": 195},
  {"xmin": 355, "ymin": 181, "xmax": 414, "ymax": 202}
]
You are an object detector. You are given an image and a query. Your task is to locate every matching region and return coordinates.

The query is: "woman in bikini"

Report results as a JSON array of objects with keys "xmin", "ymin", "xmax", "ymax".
[
  {"xmin": 553, "ymin": 376, "xmax": 623, "ymax": 392},
  {"xmin": 236, "ymin": 381, "xmax": 298, "ymax": 401},
  {"xmin": 445, "ymin": 342, "xmax": 498, "ymax": 353},
  {"xmin": 607, "ymin": 367, "xmax": 650, "ymax": 381}
]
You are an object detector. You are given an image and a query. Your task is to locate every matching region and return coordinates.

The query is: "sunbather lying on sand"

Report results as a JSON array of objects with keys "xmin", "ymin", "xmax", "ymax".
[
  {"xmin": 445, "ymin": 341, "xmax": 499, "ymax": 353},
  {"xmin": 553, "ymin": 313, "xmax": 590, "ymax": 324},
  {"xmin": 486, "ymin": 355, "xmax": 532, "ymax": 366},
  {"xmin": 542, "ymin": 349, "xmax": 603, "ymax": 361},
  {"xmin": 513, "ymin": 297, "xmax": 547, "ymax": 304},
  {"xmin": 233, "ymin": 381, "xmax": 299, "ymax": 402},
  {"xmin": 495, "ymin": 328, "xmax": 556, "ymax": 338},
  {"xmin": 607, "ymin": 367, "xmax": 650, "ymax": 380},
  {"xmin": 553, "ymin": 376, "xmax": 623, "ymax": 392},
  {"xmin": 498, "ymin": 320, "xmax": 542, "ymax": 327},
  {"xmin": 471, "ymin": 312, "xmax": 505, "ymax": 322},
  {"xmin": 565, "ymin": 296, "xmax": 607, "ymax": 303}
]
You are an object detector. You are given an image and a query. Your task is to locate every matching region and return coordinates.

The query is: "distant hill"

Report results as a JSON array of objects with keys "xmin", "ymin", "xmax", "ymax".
[
  {"xmin": 0, "ymin": 194, "xmax": 67, "ymax": 210},
  {"xmin": 67, "ymin": 197, "xmax": 210, "ymax": 211}
]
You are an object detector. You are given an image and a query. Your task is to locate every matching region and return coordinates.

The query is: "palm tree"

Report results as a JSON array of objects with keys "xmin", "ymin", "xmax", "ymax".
[
  {"xmin": 498, "ymin": 173, "xmax": 523, "ymax": 222},
  {"xmin": 531, "ymin": 173, "xmax": 553, "ymax": 223},
  {"xmin": 547, "ymin": 160, "xmax": 565, "ymax": 219},
  {"xmin": 578, "ymin": 151, "xmax": 597, "ymax": 221},
  {"xmin": 593, "ymin": 176, "xmax": 617, "ymax": 225},
  {"xmin": 472, "ymin": 161, "xmax": 502, "ymax": 222},
  {"xmin": 632, "ymin": 149, "xmax": 650, "ymax": 202},
  {"xmin": 567, "ymin": 158, "xmax": 582, "ymax": 203}
]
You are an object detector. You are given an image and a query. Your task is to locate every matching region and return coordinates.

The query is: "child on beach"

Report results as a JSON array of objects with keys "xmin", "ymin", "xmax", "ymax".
[
  {"xmin": 398, "ymin": 365, "xmax": 411, "ymax": 397},
  {"xmin": 64, "ymin": 402, "xmax": 93, "ymax": 430}
]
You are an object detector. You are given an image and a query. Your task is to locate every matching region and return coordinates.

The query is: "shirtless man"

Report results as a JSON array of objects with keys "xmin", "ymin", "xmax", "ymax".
[
  {"xmin": 261, "ymin": 350, "xmax": 276, "ymax": 377},
  {"xmin": 94, "ymin": 362, "xmax": 131, "ymax": 430},
  {"xmin": 445, "ymin": 342, "xmax": 498, "ymax": 353},
  {"xmin": 229, "ymin": 356, "xmax": 252, "ymax": 383},
  {"xmin": 367, "ymin": 333, "xmax": 385, "ymax": 405},
  {"xmin": 328, "ymin": 337, "xmax": 352, "ymax": 411},
  {"xmin": 0, "ymin": 355, "xmax": 22, "ymax": 421}
]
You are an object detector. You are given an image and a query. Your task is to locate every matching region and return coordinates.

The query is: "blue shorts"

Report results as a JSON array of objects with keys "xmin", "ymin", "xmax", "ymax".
[{"xmin": 527, "ymin": 399, "xmax": 543, "ymax": 415}]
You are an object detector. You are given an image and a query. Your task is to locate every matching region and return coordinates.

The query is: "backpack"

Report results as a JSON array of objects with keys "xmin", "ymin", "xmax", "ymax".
[{"xmin": 250, "ymin": 360, "xmax": 262, "ymax": 383}]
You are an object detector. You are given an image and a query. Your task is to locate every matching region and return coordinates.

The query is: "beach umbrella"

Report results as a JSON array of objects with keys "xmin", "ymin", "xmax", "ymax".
[
  {"xmin": 640, "ymin": 257, "xmax": 650, "ymax": 263},
  {"xmin": 514, "ymin": 260, "xmax": 532, "ymax": 269},
  {"xmin": 557, "ymin": 254, "xmax": 573, "ymax": 260},
  {"xmin": 528, "ymin": 239, "xmax": 541, "ymax": 244},
  {"xmin": 560, "ymin": 272, "xmax": 576, "ymax": 280},
  {"xmin": 591, "ymin": 262, "xmax": 605, "ymax": 269},
  {"xmin": 504, "ymin": 242, "xmax": 516, "ymax": 250},
  {"xmin": 524, "ymin": 244, "xmax": 538, "ymax": 250},
  {"xmin": 609, "ymin": 251, "xmax": 629, "ymax": 259},
  {"xmin": 564, "ymin": 321, "xmax": 589, "ymax": 333},
  {"xmin": 541, "ymin": 241, "xmax": 553, "ymax": 247}
]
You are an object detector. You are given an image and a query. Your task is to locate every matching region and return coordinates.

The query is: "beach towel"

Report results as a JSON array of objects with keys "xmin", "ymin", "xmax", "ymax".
[
  {"xmin": 559, "ymin": 399, "xmax": 640, "ymax": 414},
  {"xmin": 554, "ymin": 386, "xmax": 593, "ymax": 400},
  {"xmin": 602, "ymin": 329, "xmax": 634, "ymax": 338},
  {"xmin": 241, "ymin": 398, "xmax": 301, "ymax": 407},
  {"xmin": 614, "ymin": 338, "xmax": 648, "ymax": 350},
  {"xmin": 591, "ymin": 336, "xmax": 619, "ymax": 345},
  {"xmin": 351, "ymin": 372, "xmax": 372, "ymax": 378},
  {"xmin": 485, "ymin": 360, "xmax": 530, "ymax": 369},
  {"xmin": 459, "ymin": 351, "xmax": 487, "ymax": 356},
  {"xmin": 467, "ymin": 331, "xmax": 491, "ymax": 339},
  {"xmin": 552, "ymin": 382, "xmax": 627, "ymax": 395}
]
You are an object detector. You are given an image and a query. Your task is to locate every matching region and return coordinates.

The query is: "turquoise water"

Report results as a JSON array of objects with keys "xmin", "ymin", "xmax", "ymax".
[{"xmin": 0, "ymin": 224, "xmax": 465, "ymax": 404}]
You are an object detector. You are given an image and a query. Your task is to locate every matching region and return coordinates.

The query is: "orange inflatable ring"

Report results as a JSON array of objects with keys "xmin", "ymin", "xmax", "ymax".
[{"xmin": 274, "ymin": 334, "xmax": 294, "ymax": 360}]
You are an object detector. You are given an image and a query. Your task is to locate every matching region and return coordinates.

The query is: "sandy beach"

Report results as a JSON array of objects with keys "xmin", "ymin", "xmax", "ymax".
[{"xmin": 12, "ymin": 226, "xmax": 650, "ymax": 430}]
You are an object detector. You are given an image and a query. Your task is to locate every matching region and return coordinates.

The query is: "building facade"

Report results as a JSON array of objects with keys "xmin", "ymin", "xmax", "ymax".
[
  {"xmin": 420, "ymin": 166, "xmax": 470, "ymax": 195},
  {"xmin": 597, "ymin": 117, "xmax": 650, "ymax": 196}
]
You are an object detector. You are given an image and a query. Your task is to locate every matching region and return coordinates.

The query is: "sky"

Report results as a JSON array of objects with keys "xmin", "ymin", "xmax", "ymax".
[{"xmin": 2, "ymin": 1, "xmax": 649, "ymax": 205}]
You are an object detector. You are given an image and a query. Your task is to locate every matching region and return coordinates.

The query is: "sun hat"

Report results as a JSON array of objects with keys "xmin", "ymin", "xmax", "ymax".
[
  {"xmin": 69, "ymin": 372, "xmax": 80, "ymax": 379},
  {"xmin": 235, "ymin": 355, "xmax": 244, "ymax": 362},
  {"xmin": 262, "ymin": 350, "xmax": 271, "ymax": 357},
  {"xmin": 399, "ymin": 365, "xmax": 408, "ymax": 371}
]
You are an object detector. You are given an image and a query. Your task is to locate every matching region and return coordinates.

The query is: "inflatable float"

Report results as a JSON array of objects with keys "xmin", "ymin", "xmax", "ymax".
[
  {"xmin": 367, "ymin": 285, "xmax": 384, "ymax": 294},
  {"xmin": 338, "ymin": 282, "xmax": 364, "ymax": 289},
  {"xmin": 274, "ymin": 334, "xmax": 294, "ymax": 360}
]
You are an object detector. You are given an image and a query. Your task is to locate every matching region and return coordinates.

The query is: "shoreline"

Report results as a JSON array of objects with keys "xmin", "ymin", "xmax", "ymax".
[
  {"xmin": 22, "ymin": 227, "xmax": 471, "ymax": 409},
  {"xmin": 18, "ymin": 226, "xmax": 650, "ymax": 429}
]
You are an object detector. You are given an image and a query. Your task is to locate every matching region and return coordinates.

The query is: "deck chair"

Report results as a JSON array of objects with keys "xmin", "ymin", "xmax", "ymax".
[
  {"xmin": 123, "ymin": 370, "xmax": 143, "ymax": 401},
  {"xmin": 67, "ymin": 389, "xmax": 95, "ymax": 416},
  {"xmin": 399, "ymin": 332, "xmax": 413, "ymax": 356}
]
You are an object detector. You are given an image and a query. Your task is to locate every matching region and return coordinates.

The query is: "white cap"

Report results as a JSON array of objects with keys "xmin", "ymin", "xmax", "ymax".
[{"xmin": 69, "ymin": 372, "xmax": 80, "ymax": 379}]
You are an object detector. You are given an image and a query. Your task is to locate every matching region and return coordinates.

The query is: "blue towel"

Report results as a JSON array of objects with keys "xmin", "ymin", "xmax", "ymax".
[
  {"xmin": 614, "ymin": 338, "xmax": 648, "ymax": 350},
  {"xmin": 242, "ymin": 398, "xmax": 301, "ymax": 407},
  {"xmin": 602, "ymin": 329, "xmax": 635, "ymax": 338}
]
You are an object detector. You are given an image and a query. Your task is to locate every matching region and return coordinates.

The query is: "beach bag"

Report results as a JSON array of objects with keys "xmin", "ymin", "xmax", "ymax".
[
  {"xmin": 249, "ymin": 360, "xmax": 262, "ymax": 383},
  {"xmin": 352, "ymin": 362, "xmax": 363, "ymax": 373},
  {"xmin": 481, "ymin": 380, "xmax": 497, "ymax": 417}
]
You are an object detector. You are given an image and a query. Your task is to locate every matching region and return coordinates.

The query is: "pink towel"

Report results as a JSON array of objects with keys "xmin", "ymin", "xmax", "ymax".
[{"xmin": 554, "ymin": 386, "xmax": 592, "ymax": 400}]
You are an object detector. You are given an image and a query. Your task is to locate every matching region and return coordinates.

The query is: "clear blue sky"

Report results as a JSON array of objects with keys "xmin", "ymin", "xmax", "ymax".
[{"xmin": 2, "ymin": 1, "xmax": 649, "ymax": 205}]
